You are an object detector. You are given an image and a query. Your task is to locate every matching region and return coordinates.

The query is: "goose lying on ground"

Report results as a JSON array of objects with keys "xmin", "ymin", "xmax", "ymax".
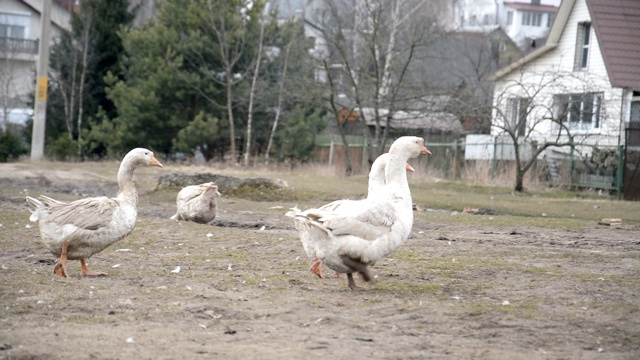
[
  {"xmin": 287, "ymin": 136, "xmax": 430, "ymax": 289},
  {"xmin": 26, "ymin": 148, "xmax": 163, "ymax": 277},
  {"xmin": 170, "ymin": 182, "xmax": 221, "ymax": 224},
  {"xmin": 295, "ymin": 153, "xmax": 415, "ymax": 279}
]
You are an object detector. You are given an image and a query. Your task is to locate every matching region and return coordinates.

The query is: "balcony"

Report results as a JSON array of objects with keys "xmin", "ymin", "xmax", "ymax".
[{"xmin": 0, "ymin": 37, "xmax": 39, "ymax": 55}]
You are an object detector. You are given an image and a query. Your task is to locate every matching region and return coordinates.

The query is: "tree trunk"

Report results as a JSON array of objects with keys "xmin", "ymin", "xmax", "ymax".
[
  {"xmin": 515, "ymin": 169, "xmax": 525, "ymax": 192},
  {"xmin": 65, "ymin": 43, "xmax": 78, "ymax": 139},
  {"xmin": 77, "ymin": 18, "xmax": 91, "ymax": 158},
  {"xmin": 339, "ymin": 127, "xmax": 353, "ymax": 175},
  {"xmin": 225, "ymin": 73, "xmax": 236, "ymax": 163},
  {"xmin": 265, "ymin": 41, "xmax": 291, "ymax": 164},
  {"xmin": 244, "ymin": 13, "xmax": 266, "ymax": 166}
]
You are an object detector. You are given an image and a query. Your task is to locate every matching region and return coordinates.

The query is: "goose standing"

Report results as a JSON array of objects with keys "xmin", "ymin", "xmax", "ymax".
[
  {"xmin": 26, "ymin": 148, "xmax": 163, "ymax": 277},
  {"xmin": 170, "ymin": 182, "xmax": 221, "ymax": 224},
  {"xmin": 293, "ymin": 153, "xmax": 415, "ymax": 279},
  {"xmin": 287, "ymin": 136, "xmax": 430, "ymax": 289}
]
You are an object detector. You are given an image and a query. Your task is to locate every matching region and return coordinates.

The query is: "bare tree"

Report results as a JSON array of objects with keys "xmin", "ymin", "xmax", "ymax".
[
  {"xmin": 491, "ymin": 67, "xmax": 619, "ymax": 191},
  {"xmin": 49, "ymin": 5, "xmax": 94, "ymax": 156},
  {"xmin": 311, "ymin": 0, "xmax": 446, "ymax": 173}
]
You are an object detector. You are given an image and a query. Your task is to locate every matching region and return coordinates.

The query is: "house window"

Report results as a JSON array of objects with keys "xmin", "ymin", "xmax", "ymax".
[
  {"xmin": 0, "ymin": 12, "xmax": 29, "ymax": 39},
  {"xmin": 630, "ymin": 100, "xmax": 640, "ymax": 122},
  {"xmin": 507, "ymin": 97, "xmax": 530, "ymax": 136},
  {"xmin": 521, "ymin": 11, "xmax": 542, "ymax": 26},
  {"xmin": 507, "ymin": 11, "xmax": 513, "ymax": 25},
  {"xmin": 574, "ymin": 22, "xmax": 591, "ymax": 70},
  {"xmin": 547, "ymin": 13, "xmax": 555, "ymax": 28},
  {"xmin": 555, "ymin": 93, "xmax": 602, "ymax": 130}
]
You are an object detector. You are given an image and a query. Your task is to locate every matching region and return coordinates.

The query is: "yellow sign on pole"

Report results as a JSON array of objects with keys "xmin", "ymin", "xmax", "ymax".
[{"xmin": 36, "ymin": 76, "xmax": 48, "ymax": 102}]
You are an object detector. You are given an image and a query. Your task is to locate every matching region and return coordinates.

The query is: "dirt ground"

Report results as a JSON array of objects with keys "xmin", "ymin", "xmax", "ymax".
[{"xmin": 0, "ymin": 162, "xmax": 638, "ymax": 360}]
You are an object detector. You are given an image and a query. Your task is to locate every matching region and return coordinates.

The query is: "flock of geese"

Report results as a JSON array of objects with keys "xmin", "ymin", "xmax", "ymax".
[{"xmin": 25, "ymin": 136, "xmax": 431, "ymax": 290}]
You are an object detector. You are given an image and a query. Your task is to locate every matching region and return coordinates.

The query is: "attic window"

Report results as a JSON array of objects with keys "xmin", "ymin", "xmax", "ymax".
[{"xmin": 574, "ymin": 22, "xmax": 591, "ymax": 70}]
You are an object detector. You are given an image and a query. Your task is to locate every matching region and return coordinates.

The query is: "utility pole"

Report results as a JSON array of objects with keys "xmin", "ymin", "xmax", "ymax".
[{"xmin": 31, "ymin": 0, "xmax": 52, "ymax": 161}]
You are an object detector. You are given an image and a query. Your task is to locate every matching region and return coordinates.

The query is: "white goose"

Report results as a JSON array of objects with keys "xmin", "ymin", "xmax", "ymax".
[
  {"xmin": 170, "ymin": 182, "xmax": 221, "ymax": 224},
  {"xmin": 26, "ymin": 148, "xmax": 163, "ymax": 277},
  {"xmin": 287, "ymin": 136, "xmax": 430, "ymax": 289},
  {"xmin": 293, "ymin": 153, "xmax": 415, "ymax": 279}
]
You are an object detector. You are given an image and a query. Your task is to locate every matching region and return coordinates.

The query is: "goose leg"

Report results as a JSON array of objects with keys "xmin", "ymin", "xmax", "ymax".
[
  {"xmin": 53, "ymin": 241, "xmax": 70, "ymax": 277},
  {"xmin": 340, "ymin": 256, "xmax": 372, "ymax": 284},
  {"xmin": 310, "ymin": 258, "xmax": 324, "ymax": 278},
  {"xmin": 347, "ymin": 273, "xmax": 358, "ymax": 290},
  {"xmin": 80, "ymin": 259, "xmax": 107, "ymax": 277}
]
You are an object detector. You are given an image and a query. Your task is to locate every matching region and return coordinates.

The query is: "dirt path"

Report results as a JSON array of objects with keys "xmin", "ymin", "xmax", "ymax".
[{"xmin": 0, "ymin": 166, "xmax": 638, "ymax": 359}]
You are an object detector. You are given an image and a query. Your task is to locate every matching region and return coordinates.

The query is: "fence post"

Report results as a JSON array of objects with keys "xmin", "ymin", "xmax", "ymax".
[
  {"xmin": 569, "ymin": 143, "xmax": 575, "ymax": 186},
  {"xmin": 491, "ymin": 137, "xmax": 497, "ymax": 179},
  {"xmin": 616, "ymin": 144, "xmax": 624, "ymax": 200},
  {"xmin": 361, "ymin": 137, "xmax": 368, "ymax": 172},
  {"xmin": 328, "ymin": 139, "xmax": 334, "ymax": 167},
  {"xmin": 453, "ymin": 139, "xmax": 462, "ymax": 179}
]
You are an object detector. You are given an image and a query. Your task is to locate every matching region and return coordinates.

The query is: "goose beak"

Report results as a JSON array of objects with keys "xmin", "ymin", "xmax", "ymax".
[
  {"xmin": 150, "ymin": 154, "xmax": 163, "ymax": 167},
  {"xmin": 420, "ymin": 146, "xmax": 432, "ymax": 156},
  {"xmin": 405, "ymin": 163, "xmax": 415, "ymax": 172}
]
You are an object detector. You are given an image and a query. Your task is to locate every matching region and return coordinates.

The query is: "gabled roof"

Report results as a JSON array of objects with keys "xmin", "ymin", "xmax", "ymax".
[
  {"xmin": 492, "ymin": 0, "xmax": 640, "ymax": 90},
  {"xmin": 587, "ymin": 0, "xmax": 640, "ymax": 89}
]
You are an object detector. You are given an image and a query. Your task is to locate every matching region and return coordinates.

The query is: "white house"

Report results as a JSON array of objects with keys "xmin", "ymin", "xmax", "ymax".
[
  {"xmin": 454, "ymin": 0, "xmax": 560, "ymax": 51},
  {"xmin": 489, "ymin": 0, "xmax": 640, "ymax": 160},
  {"xmin": 0, "ymin": 0, "xmax": 73, "ymax": 131}
]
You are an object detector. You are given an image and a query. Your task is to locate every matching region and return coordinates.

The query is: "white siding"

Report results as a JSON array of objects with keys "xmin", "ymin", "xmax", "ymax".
[{"xmin": 491, "ymin": 0, "xmax": 625, "ymax": 155}]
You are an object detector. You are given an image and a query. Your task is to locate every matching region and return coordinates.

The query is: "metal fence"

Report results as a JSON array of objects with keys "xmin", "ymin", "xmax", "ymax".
[
  {"xmin": 313, "ymin": 134, "xmax": 463, "ymax": 176},
  {"xmin": 314, "ymin": 134, "xmax": 628, "ymax": 198}
]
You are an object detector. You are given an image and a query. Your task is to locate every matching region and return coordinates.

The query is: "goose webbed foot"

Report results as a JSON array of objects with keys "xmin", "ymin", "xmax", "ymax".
[
  {"xmin": 80, "ymin": 259, "xmax": 107, "ymax": 277},
  {"xmin": 310, "ymin": 258, "xmax": 324, "ymax": 278}
]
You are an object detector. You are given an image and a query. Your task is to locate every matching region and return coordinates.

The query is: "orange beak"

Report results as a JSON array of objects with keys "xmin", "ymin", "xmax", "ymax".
[
  {"xmin": 405, "ymin": 163, "xmax": 415, "ymax": 172},
  {"xmin": 420, "ymin": 146, "xmax": 432, "ymax": 156},
  {"xmin": 150, "ymin": 154, "xmax": 163, "ymax": 167}
]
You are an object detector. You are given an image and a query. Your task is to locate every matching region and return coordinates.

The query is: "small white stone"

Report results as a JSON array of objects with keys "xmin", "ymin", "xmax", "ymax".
[{"xmin": 171, "ymin": 266, "xmax": 181, "ymax": 274}]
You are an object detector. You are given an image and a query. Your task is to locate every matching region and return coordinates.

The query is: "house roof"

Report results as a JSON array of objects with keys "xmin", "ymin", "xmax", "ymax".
[
  {"xmin": 587, "ymin": 0, "xmax": 640, "ymax": 89},
  {"xmin": 492, "ymin": 0, "xmax": 640, "ymax": 90},
  {"xmin": 360, "ymin": 108, "xmax": 463, "ymax": 133},
  {"xmin": 503, "ymin": 2, "xmax": 559, "ymax": 13}
]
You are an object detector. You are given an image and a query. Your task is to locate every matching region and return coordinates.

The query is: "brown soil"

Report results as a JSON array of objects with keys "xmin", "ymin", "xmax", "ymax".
[{"xmin": 0, "ymin": 163, "xmax": 638, "ymax": 360}]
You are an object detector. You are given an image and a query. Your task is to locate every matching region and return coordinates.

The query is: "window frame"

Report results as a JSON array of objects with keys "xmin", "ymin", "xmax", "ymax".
[
  {"xmin": 521, "ymin": 11, "xmax": 542, "ymax": 27},
  {"xmin": 0, "ymin": 12, "xmax": 30, "ymax": 39},
  {"xmin": 555, "ymin": 92, "xmax": 603, "ymax": 131},
  {"xmin": 574, "ymin": 22, "xmax": 591, "ymax": 70},
  {"xmin": 507, "ymin": 97, "xmax": 530, "ymax": 137}
]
